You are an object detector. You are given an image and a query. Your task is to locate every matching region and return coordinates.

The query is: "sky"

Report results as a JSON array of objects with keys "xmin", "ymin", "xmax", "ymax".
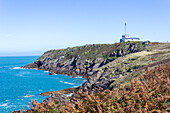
[{"xmin": 0, "ymin": 0, "xmax": 170, "ymax": 56}]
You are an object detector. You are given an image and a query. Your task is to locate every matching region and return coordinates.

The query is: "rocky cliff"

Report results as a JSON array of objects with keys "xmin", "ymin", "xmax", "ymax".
[
  {"xmin": 23, "ymin": 41, "xmax": 156, "ymax": 94},
  {"xmin": 23, "ymin": 42, "xmax": 146, "ymax": 78},
  {"xmin": 13, "ymin": 42, "xmax": 170, "ymax": 113},
  {"xmin": 23, "ymin": 42, "xmax": 170, "ymax": 95}
]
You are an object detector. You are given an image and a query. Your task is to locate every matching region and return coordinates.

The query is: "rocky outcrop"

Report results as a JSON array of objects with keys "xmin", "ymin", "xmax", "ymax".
[
  {"xmin": 12, "ymin": 42, "xmax": 170, "ymax": 113},
  {"xmin": 22, "ymin": 42, "xmax": 146, "ymax": 79},
  {"xmin": 40, "ymin": 88, "xmax": 75, "ymax": 96},
  {"xmin": 22, "ymin": 42, "xmax": 151, "ymax": 95},
  {"xmin": 43, "ymin": 93, "xmax": 69, "ymax": 105}
]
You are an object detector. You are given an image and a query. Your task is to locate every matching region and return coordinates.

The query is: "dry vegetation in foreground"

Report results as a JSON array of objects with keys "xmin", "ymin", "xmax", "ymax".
[{"xmin": 12, "ymin": 62, "xmax": 170, "ymax": 113}]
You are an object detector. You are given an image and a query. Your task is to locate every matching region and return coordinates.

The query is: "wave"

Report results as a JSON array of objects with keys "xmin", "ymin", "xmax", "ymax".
[
  {"xmin": 12, "ymin": 67, "xmax": 22, "ymax": 69},
  {"xmin": 59, "ymin": 80, "xmax": 63, "ymax": 83},
  {"xmin": 0, "ymin": 65, "xmax": 14, "ymax": 69},
  {"xmin": 16, "ymin": 74, "xmax": 24, "ymax": 77},
  {"xmin": 16, "ymin": 71, "xmax": 31, "ymax": 77},
  {"xmin": 22, "ymin": 94, "xmax": 34, "ymax": 98},
  {"xmin": 59, "ymin": 80, "xmax": 75, "ymax": 85},
  {"xmin": 66, "ymin": 93, "xmax": 73, "ymax": 97},
  {"xmin": 12, "ymin": 67, "xmax": 36, "ymax": 70},
  {"xmin": 75, "ymin": 76, "xmax": 82, "ymax": 78},
  {"xmin": 44, "ymin": 71, "xmax": 49, "ymax": 73},
  {"xmin": 63, "ymin": 82, "xmax": 75, "ymax": 85},
  {"xmin": 0, "ymin": 103, "xmax": 8, "ymax": 107},
  {"xmin": 73, "ymin": 86, "xmax": 79, "ymax": 88}
]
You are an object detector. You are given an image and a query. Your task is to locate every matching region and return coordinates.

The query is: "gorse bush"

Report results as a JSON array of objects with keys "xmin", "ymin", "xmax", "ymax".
[
  {"xmin": 62, "ymin": 63, "xmax": 170, "ymax": 113},
  {"xmin": 13, "ymin": 62, "xmax": 170, "ymax": 113}
]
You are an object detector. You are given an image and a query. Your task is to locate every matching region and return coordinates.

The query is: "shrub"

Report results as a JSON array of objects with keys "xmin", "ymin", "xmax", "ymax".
[
  {"xmin": 62, "ymin": 63, "xmax": 170, "ymax": 112},
  {"xmin": 17, "ymin": 62, "xmax": 170, "ymax": 113}
]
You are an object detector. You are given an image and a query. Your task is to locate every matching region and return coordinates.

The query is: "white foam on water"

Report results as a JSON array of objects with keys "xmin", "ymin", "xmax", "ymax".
[
  {"xmin": 1, "ymin": 65, "xmax": 14, "ymax": 68},
  {"xmin": 22, "ymin": 94, "xmax": 34, "ymax": 98},
  {"xmin": 12, "ymin": 67, "xmax": 37, "ymax": 70},
  {"xmin": 60, "ymin": 80, "xmax": 63, "ymax": 83},
  {"xmin": 0, "ymin": 103, "xmax": 8, "ymax": 107},
  {"xmin": 66, "ymin": 93, "xmax": 73, "ymax": 97},
  {"xmin": 5, "ymin": 100, "xmax": 8, "ymax": 102},
  {"xmin": 63, "ymin": 82, "xmax": 75, "ymax": 85},
  {"xmin": 44, "ymin": 71, "xmax": 49, "ymax": 72},
  {"xmin": 16, "ymin": 71, "xmax": 31, "ymax": 77},
  {"xmin": 75, "ymin": 76, "xmax": 82, "ymax": 78},
  {"xmin": 12, "ymin": 67, "xmax": 22, "ymax": 69},
  {"xmin": 73, "ymin": 86, "xmax": 79, "ymax": 88},
  {"xmin": 17, "ymin": 73, "xmax": 24, "ymax": 77},
  {"xmin": 38, "ymin": 89, "xmax": 42, "ymax": 91}
]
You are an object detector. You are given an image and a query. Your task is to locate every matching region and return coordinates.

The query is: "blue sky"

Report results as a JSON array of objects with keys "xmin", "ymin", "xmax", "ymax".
[{"xmin": 0, "ymin": 0, "xmax": 170, "ymax": 56}]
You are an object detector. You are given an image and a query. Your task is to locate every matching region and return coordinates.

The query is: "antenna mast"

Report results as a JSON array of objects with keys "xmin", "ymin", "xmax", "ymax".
[{"xmin": 125, "ymin": 23, "xmax": 126, "ymax": 35}]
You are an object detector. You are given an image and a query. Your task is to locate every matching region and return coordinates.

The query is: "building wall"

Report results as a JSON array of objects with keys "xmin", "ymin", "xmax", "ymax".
[
  {"xmin": 124, "ymin": 38, "xmax": 140, "ymax": 42},
  {"xmin": 120, "ymin": 35, "xmax": 140, "ymax": 42}
]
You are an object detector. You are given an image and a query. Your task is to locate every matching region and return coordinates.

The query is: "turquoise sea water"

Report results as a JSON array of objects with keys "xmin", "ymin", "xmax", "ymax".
[{"xmin": 0, "ymin": 56, "xmax": 85, "ymax": 112}]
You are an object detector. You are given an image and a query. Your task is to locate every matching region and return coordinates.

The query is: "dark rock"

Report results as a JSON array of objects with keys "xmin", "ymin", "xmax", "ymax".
[
  {"xmin": 129, "ymin": 58, "xmax": 136, "ymax": 61},
  {"xmin": 127, "ymin": 68, "xmax": 133, "ymax": 72},
  {"xmin": 109, "ymin": 52, "xmax": 115, "ymax": 57},
  {"xmin": 99, "ymin": 61, "xmax": 105, "ymax": 68},
  {"xmin": 48, "ymin": 72, "xmax": 54, "ymax": 75},
  {"xmin": 21, "ymin": 62, "xmax": 38, "ymax": 69},
  {"xmin": 44, "ymin": 93, "xmax": 69, "ymax": 105},
  {"xmin": 70, "ymin": 57, "xmax": 77, "ymax": 68},
  {"xmin": 116, "ymin": 49, "xmax": 122, "ymax": 57}
]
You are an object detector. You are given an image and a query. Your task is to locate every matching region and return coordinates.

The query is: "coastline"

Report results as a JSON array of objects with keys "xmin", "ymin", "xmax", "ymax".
[
  {"xmin": 11, "ymin": 43, "xmax": 170, "ymax": 112},
  {"xmin": 21, "ymin": 66, "xmax": 89, "ymax": 79},
  {"xmin": 23, "ymin": 57, "xmax": 170, "ymax": 97},
  {"xmin": 40, "ymin": 87, "xmax": 76, "ymax": 96},
  {"xmin": 20, "ymin": 66, "xmax": 87, "ymax": 97}
]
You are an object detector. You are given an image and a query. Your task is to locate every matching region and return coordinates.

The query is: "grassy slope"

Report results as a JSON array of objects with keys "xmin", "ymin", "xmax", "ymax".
[{"xmin": 98, "ymin": 43, "xmax": 170, "ymax": 89}]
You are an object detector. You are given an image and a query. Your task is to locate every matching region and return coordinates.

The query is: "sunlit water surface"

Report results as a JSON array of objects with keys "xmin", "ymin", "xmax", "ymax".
[{"xmin": 0, "ymin": 56, "xmax": 85, "ymax": 112}]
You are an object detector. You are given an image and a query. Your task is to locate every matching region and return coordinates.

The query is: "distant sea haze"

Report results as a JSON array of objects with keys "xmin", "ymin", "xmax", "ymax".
[
  {"xmin": 0, "ymin": 51, "xmax": 43, "ymax": 56},
  {"xmin": 0, "ymin": 56, "xmax": 85, "ymax": 112}
]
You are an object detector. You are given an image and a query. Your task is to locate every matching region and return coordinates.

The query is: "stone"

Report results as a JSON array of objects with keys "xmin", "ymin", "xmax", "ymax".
[
  {"xmin": 48, "ymin": 72, "xmax": 54, "ymax": 75},
  {"xmin": 129, "ymin": 58, "xmax": 136, "ymax": 61},
  {"xmin": 44, "ymin": 93, "xmax": 69, "ymax": 105}
]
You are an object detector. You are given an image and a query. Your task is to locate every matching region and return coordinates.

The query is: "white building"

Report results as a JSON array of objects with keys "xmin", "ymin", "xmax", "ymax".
[
  {"xmin": 120, "ymin": 23, "xmax": 140, "ymax": 42},
  {"xmin": 120, "ymin": 35, "xmax": 140, "ymax": 42}
]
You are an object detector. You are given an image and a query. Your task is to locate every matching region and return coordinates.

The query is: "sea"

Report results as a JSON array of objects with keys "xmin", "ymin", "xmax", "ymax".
[{"xmin": 0, "ymin": 56, "xmax": 85, "ymax": 113}]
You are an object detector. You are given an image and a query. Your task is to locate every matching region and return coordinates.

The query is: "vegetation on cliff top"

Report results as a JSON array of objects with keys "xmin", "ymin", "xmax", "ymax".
[{"xmin": 38, "ymin": 41, "xmax": 145, "ymax": 63}]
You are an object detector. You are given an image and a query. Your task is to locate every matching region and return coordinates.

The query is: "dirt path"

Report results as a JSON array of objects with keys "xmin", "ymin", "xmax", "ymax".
[{"xmin": 131, "ymin": 57, "xmax": 170, "ymax": 75}]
